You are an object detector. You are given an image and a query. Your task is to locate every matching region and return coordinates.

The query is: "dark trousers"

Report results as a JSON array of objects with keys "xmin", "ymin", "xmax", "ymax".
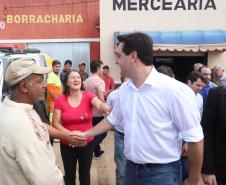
[
  {"xmin": 92, "ymin": 116, "xmax": 107, "ymax": 155},
  {"xmin": 60, "ymin": 141, "xmax": 94, "ymax": 185}
]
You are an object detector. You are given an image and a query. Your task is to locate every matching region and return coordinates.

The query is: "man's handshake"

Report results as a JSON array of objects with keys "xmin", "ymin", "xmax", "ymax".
[
  {"xmin": 70, "ymin": 130, "xmax": 88, "ymax": 141},
  {"xmin": 63, "ymin": 131, "xmax": 88, "ymax": 147}
]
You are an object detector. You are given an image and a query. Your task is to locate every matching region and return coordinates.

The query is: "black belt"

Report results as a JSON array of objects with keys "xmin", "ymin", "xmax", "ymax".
[{"xmin": 128, "ymin": 160, "xmax": 180, "ymax": 168}]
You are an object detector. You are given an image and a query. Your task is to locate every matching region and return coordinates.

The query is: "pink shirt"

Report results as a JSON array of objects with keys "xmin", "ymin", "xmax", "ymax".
[
  {"xmin": 84, "ymin": 74, "xmax": 105, "ymax": 117},
  {"xmin": 54, "ymin": 91, "xmax": 95, "ymax": 144}
]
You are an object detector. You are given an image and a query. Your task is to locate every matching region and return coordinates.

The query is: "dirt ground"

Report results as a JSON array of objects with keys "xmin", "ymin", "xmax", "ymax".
[{"xmin": 53, "ymin": 131, "xmax": 116, "ymax": 185}]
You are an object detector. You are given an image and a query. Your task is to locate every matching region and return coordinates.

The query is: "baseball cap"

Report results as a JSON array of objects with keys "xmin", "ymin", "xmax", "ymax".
[{"xmin": 5, "ymin": 58, "xmax": 52, "ymax": 86}]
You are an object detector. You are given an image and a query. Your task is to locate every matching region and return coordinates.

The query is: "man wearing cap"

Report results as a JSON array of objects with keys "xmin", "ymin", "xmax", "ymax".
[
  {"xmin": 0, "ymin": 58, "xmax": 64, "ymax": 185},
  {"xmin": 78, "ymin": 62, "xmax": 89, "ymax": 83}
]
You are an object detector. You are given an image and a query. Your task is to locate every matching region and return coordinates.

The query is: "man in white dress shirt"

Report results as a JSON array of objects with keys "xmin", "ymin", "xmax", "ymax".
[
  {"xmin": 74, "ymin": 32, "xmax": 204, "ymax": 185},
  {"xmin": 187, "ymin": 71, "xmax": 205, "ymax": 116},
  {"xmin": 181, "ymin": 71, "xmax": 205, "ymax": 181},
  {"xmin": 106, "ymin": 75, "xmax": 128, "ymax": 185}
]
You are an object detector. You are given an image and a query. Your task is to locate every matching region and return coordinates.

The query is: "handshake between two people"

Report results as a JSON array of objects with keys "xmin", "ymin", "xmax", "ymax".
[
  {"xmin": 66, "ymin": 117, "xmax": 113, "ymax": 148},
  {"xmin": 70, "ymin": 130, "xmax": 88, "ymax": 141},
  {"xmin": 64, "ymin": 130, "xmax": 89, "ymax": 148},
  {"xmin": 55, "ymin": 116, "xmax": 113, "ymax": 148}
]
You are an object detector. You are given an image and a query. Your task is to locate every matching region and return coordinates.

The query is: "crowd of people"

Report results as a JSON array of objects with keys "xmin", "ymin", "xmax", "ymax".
[
  {"xmin": 43, "ymin": 58, "xmax": 115, "ymax": 184},
  {"xmin": 0, "ymin": 32, "xmax": 225, "ymax": 185}
]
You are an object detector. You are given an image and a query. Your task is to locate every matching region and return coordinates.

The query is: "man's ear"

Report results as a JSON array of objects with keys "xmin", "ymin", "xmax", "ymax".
[
  {"xmin": 18, "ymin": 80, "xmax": 28, "ymax": 93},
  {"xmin": 187, "ymin": 80, "xmax": 192, "ymax": 86},
  {"xmin": 130, "ymin": 51, "xmax": 138, "ymax": 64}
]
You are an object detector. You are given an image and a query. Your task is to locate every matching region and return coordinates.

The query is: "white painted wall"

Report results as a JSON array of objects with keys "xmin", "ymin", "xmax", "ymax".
[
  {"xmin": 208, "ymin": 51, "xmax": 226, "ymax": 69},
  {"xmin": 100, "ymin": 0, "xmax": 226, "ymax": 81}
]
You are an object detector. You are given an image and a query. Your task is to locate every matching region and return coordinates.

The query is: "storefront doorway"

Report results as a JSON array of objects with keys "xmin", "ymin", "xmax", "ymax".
[{"xmin": 154, "ymin": 52, "xmax": 207, "ymax": 82}]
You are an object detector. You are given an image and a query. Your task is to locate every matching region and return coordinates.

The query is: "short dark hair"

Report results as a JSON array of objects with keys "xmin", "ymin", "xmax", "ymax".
[
  {"xmin": 63, "ymin": 70, "xmax": 83, "ymax": 95},
  {"xmin": 64, "ymin": 60, "xmax": 72, "ymax": 66},
  {"xmin": 79, "ymin": 62, "xmax": 86, "ymax": 67},
  {"xmin": 117, "ymin": 32, "xmax": 153, "ymax": 66},
  {"xmin": 187, "ymin": 71, "xmax": 205, "ymax": 84},
  {"xmin": 52, "ymin": 60, "xmax": 61, "ymax": 67},
  {"xmin": 90, "ymin": 60, "xmax": 103, "ymax": 73},
  {"xmin": 120, "ymin": 75, "xmax": 126, "ymax": 83},
  {"xmin": 103, "ymin": 65, "xmax": 109, "ymax": 70},
  {"xmin": 157, "ymin": 65, "xmax": 174, "ymax": 78}
]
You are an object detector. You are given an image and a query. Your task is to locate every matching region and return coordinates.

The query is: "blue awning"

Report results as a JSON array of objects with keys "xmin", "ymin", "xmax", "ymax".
[{"xmin": 114, "ymin": 30, "xmax": 226, "ymax": 52}]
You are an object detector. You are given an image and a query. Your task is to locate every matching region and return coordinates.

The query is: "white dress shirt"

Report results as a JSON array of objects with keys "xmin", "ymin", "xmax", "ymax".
[
  {"xmin": 107, "ymin": 67, "xmax": 203, "ymax": 164},
  {"xmin": 196, "ymin": 93, "xmax": 203, "ymax": 116},
  {"xmin": 106, "ymin": 89, "xmax": 124, "ymax": 133}
]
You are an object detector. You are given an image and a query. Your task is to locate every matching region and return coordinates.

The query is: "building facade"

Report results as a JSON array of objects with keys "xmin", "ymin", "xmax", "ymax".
[
  {"xmin": 100, "ymin": 0, "xmax": 226, "ymax": 82},
  {"xmin": 0, "ymin": 0, "xmax": 100, "ymax": 72}
]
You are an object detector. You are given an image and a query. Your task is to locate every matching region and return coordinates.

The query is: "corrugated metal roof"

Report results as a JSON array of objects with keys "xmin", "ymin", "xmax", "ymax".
[{"xmin": 27, "ymin": 42, "xmax": 90, "ymax": 73}]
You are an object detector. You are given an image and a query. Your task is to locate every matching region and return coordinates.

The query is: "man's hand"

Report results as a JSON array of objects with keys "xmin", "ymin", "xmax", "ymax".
[
  {"xmin": 64, "ymin": 131, "xmax": 86, "ymax": 147},
  {"xmin": 183, "ymin": 177, "xmax": 204, "ymax": 185},
  {"xmin": 181, "ymin": 143, "xmax": 188, "ymax": 156},
  {"xmin": 69, "ymin": 130, "xmax": 88, "ymax": 141},
  {"xmin": 202, "ymin": 174, "xmax": 217, "ymax": 185}
]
